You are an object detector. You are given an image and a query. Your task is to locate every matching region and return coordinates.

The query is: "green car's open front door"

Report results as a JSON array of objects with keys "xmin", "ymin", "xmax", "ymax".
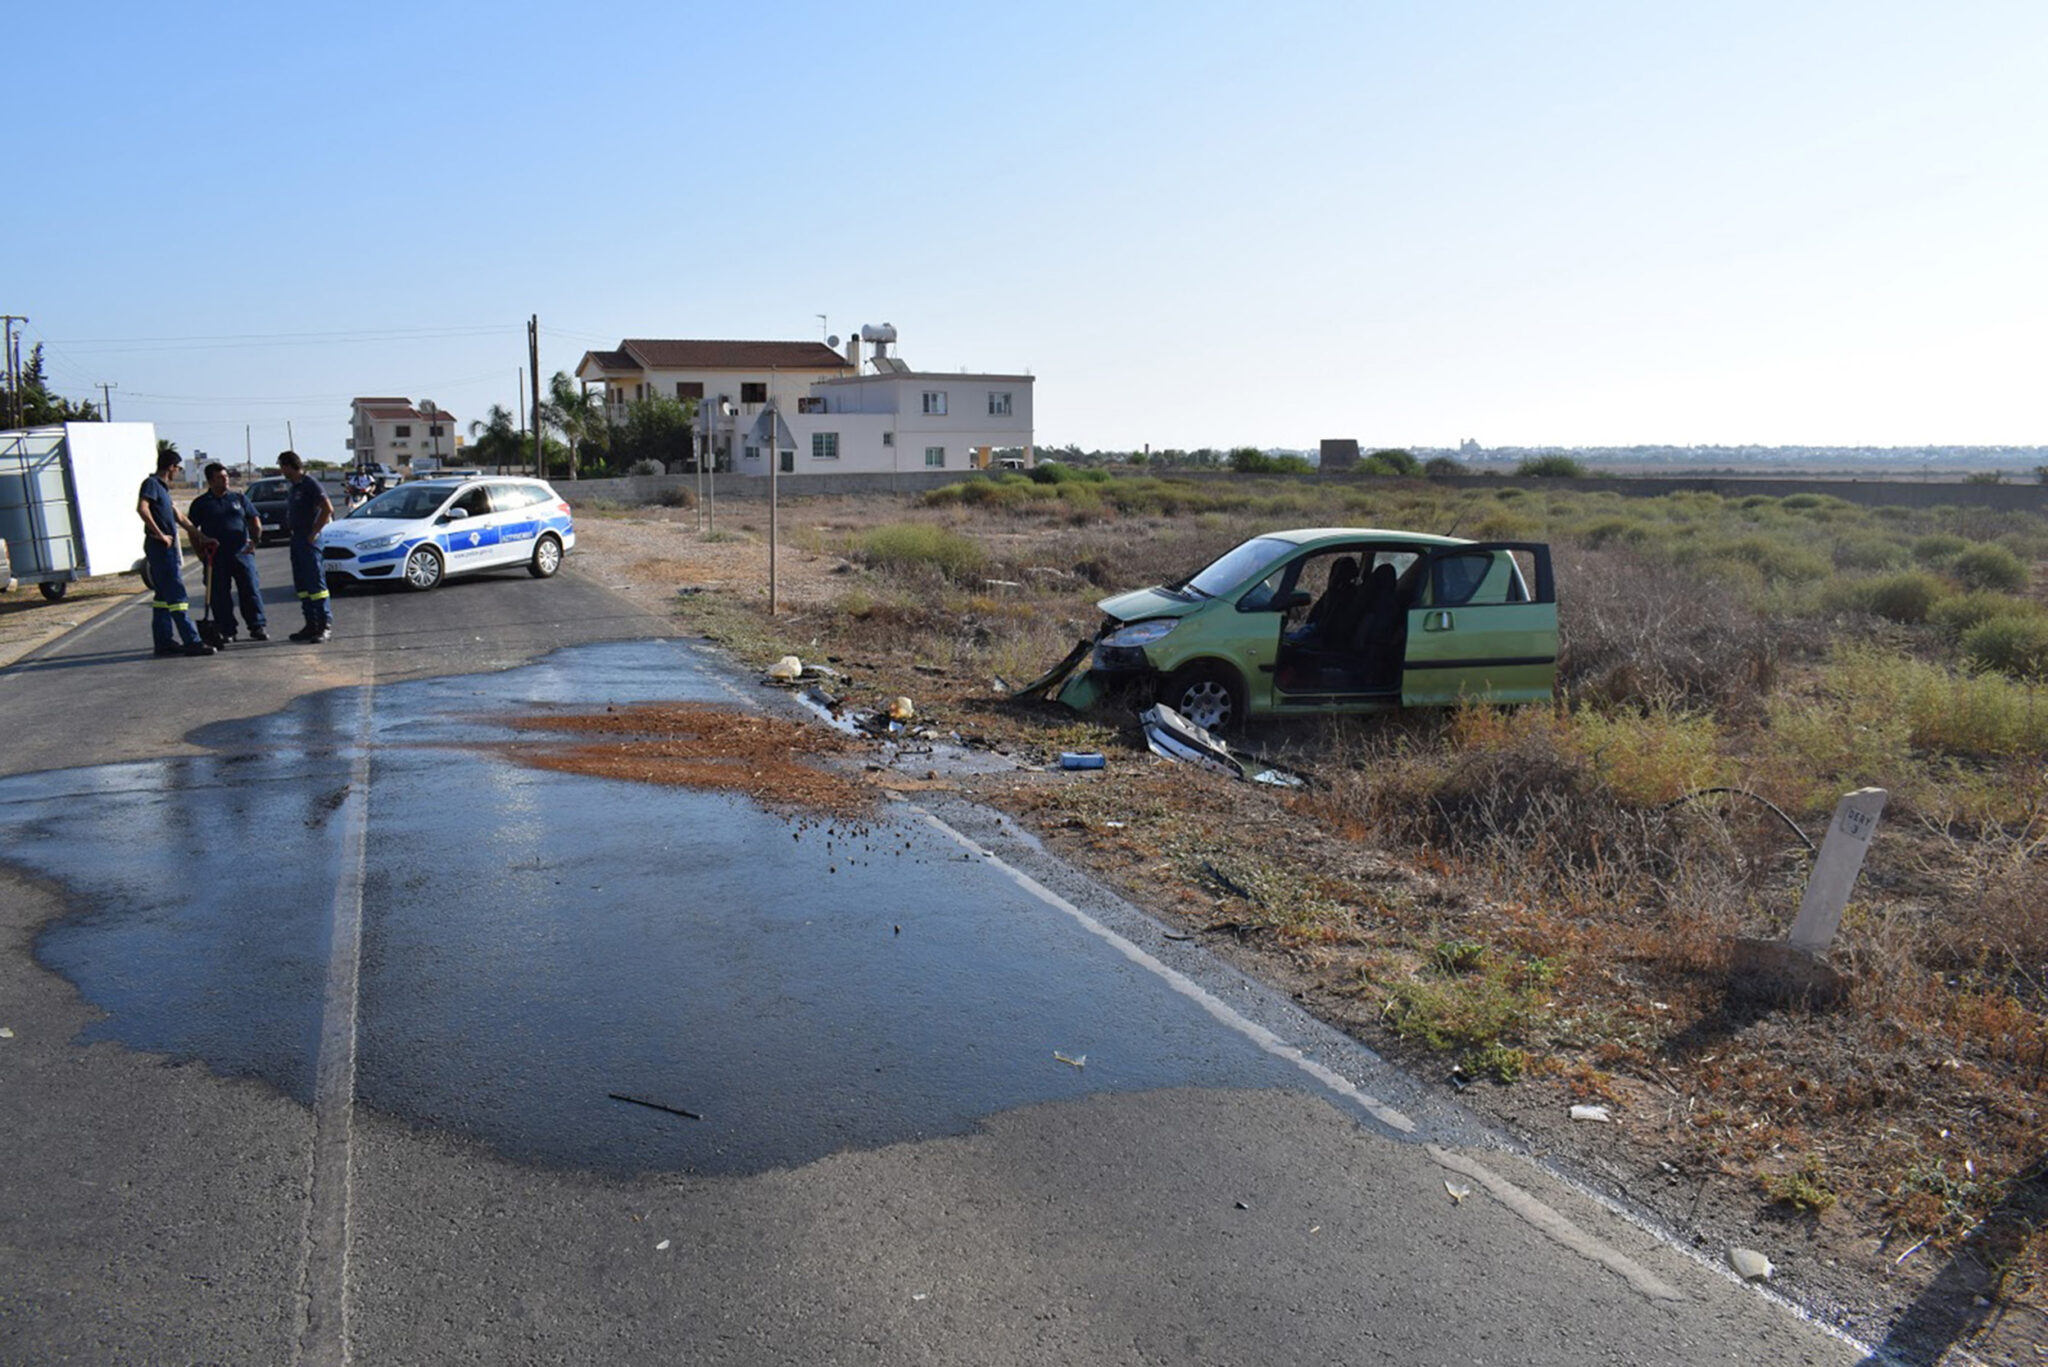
[{"xmin": 1400, "ymin": 542, "xmax": 1558, "ymax": 707}]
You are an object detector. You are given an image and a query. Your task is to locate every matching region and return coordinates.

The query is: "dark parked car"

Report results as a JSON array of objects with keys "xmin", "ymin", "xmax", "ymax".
[{"xmin": 246, "ymin": 477, "xmax": 292, "ymax": 545}]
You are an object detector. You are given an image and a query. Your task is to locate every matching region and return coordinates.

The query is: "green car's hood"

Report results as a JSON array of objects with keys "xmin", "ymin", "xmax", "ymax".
[{"xmin": 1097, "ymin": 586, "xmax": 1203, "ymax": 622}]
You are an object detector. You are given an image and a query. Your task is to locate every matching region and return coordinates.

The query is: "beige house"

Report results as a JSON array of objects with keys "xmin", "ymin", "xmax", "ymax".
[{"xmin": 348, "ymin": 397, "xmax": 459, "ymax": 470}]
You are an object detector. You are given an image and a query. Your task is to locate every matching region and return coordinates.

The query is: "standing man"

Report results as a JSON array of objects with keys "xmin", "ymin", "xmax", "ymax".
[
  {"xmin": 276, "ymin": 451, "xmax": 334, "ymax": 644},
  {"xmin": 136, "ymin": 449, "xmax": 217, "ymax": 658},
  {"xmin": 187, "ymin": 462, "xmax": 268, "ymax": 643}
]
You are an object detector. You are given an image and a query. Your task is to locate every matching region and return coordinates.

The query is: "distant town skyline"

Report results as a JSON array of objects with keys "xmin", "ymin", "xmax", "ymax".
[{"xmin": 10, "ymin": 2, "xmax": 2045, "ymax": 459}]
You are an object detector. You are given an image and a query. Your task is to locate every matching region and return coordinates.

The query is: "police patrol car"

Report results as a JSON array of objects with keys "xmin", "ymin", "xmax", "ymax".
[{"xmin": 319, "ymin": 475, "xmax": 575, "ymax": 591}]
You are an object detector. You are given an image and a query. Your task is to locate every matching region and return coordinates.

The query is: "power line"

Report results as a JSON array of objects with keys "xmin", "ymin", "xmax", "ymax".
[{"xmin": 48, "ymin": 323, "xmax": 520, "ymax": 349}]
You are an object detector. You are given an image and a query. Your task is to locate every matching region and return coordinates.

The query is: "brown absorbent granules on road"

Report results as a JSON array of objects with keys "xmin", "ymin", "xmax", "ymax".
[{"xmin": 494, "ymin": 702, "xmax": 877, "ymax": 817}]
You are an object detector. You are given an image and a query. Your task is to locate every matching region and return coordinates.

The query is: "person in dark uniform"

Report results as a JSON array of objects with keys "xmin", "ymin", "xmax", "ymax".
[
  {"xmin": 135, "ymin": 449, "xmax": 217, "ymax": 657},
  {"xmin": 187, "ymin": 462, "xmax": 268, "ymax": 643},
  {"xmin": 276, "ymin": 450, "xmax": 334, "ymax": 644}
]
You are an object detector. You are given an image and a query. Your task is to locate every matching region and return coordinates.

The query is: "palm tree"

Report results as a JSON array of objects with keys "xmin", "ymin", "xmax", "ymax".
[
  {"xmin": 467, "ymin": 405, "xmax": 521, "ymax": 470},
  {"xmin": 544, "ymin": 371, "xmax": 601, "ymax": 480}
]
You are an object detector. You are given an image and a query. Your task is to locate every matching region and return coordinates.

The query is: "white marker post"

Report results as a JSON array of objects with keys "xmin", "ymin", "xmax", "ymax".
[{"xmin": 1786, "ymin": 787, "xmax": 1888, "ymax": 954}]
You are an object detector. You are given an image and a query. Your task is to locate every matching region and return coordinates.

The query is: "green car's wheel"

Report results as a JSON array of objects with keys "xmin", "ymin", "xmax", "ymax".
[{"xmin": 1164, "ymin": 661, "xmax": 1247, "ymax": 733}]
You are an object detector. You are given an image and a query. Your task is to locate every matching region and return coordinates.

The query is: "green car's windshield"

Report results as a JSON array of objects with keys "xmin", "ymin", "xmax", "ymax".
[
  {"xmin": 348, "ymin": 485, "xmax": 453, "ymax": 520},
  {"xmin": 1180, "ymin": 536, "xmax": 1294, "ymax": 600}
]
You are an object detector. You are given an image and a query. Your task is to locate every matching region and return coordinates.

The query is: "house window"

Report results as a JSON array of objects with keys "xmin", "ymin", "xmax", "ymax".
[
  {"xmin": 797, "ymin": 396, "xmax": 826, "ymax": 414},
  {"xmin": 428, "ymin": 424, "xmax": 444, "ymax": 436},
  {"xmin": 744, "ymin": 445, "xmax": 760, "ymax": 463},
  {"xmin": 741, "ymin": 382, "xmax": 768, "ymax": 404},
  {"xmin": 635, "ymin": 384, "xmax": 646, "ymax": 402},
  {"xmin": 395, "ymin": 424, "xmax": 411, "ymax": 437},
  {"xmin": 988, "ymin": 392, "xmax": 1012, "ymax": 417},
  {"xmin": 921, "ymin": 391, "xmax": 947, "ymax": 415},
  {"xmin": 882, "ymin": 432, "xmax": 894, "ymax": 446},
  {"xmin": 677, "ymin": 381, "xmax": 704, "ymax": 400},
  {"xmin": 925, "ymin": 446, "xmax": 945, "ymax": 468},
  {"xmin": 812, "ymin": 432, "xmax": 839, "ymax": 460}
]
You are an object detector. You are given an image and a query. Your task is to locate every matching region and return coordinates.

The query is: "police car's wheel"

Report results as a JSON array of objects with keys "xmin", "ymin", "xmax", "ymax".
[
  {"xmin": 528, "ymin": 534, "xmax": 563, "ymax": 579},
  {"xmin": 403, "ymin": 545, "xmax": 445, "ymax": 592}
]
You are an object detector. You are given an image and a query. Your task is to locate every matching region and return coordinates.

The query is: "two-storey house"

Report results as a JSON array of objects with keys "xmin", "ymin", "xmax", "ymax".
[{"xmin": 348, "ymin": 397, "xmax": 458, "ymax": 471}]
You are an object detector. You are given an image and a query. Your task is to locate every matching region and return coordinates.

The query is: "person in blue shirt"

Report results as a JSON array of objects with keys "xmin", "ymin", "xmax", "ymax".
[
  {"xmin": 187, "ymin": 462, "xmax": 268, "ymax": 644},
  {"xmin": 277, "ymin": 450, "xmax": 334, "ymax": 643},
  {"xmin": 135, "ymin": 449, "xmax": 217, "ymax": 657}
]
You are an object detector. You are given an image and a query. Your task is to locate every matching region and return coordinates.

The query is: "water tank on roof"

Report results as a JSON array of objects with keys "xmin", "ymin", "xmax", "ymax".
[{"xmin": 858, "ymin": 323, "xmax": 897, "ymax": 344}]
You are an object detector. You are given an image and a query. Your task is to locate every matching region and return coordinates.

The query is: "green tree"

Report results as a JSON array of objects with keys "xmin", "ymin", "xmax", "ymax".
[
  {"xmin": 4, "ymin": 345, "xmax": 100, "ymax": 426},
  {"xmin": 1360, "ymin": 448, "xmax": 1423, "ymax": 477},
  {"xmin": 1423, "ymin": 456, "xmax": 1467, "ymax": 478},
  {"xmin": 1516, "ymin": 454, "xmax": 1587, "ymax": 478},
  {"xmin": 610, "ymin": 396, "xmax": 696, "ymax": 472},
  {"xmin": 467, "ymin": 404, "xmax": 524, "ymax": 469},
  {"xmin": 544, "ymin": 371, "xmax": 603, "ymax": 479}
]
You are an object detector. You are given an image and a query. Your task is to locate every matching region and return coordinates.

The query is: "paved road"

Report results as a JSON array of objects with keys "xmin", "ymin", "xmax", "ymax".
[{"xmin": 0, "ymin": 549, "xmax": 1872, "ymax": 1364}]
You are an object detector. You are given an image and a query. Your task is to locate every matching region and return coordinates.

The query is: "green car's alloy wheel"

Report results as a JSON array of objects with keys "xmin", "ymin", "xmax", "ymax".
[{"xmin": 1165, "ymin": 662, "xmax": 1246, "ymax": 733}]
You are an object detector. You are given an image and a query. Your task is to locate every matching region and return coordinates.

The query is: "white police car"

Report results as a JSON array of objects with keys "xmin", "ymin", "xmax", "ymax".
[{"xmin": 319, "ymin": 476, "xmax": 575, "ymax": 591}]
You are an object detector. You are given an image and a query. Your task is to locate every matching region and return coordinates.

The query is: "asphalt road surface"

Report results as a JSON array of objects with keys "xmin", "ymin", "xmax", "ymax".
[{"xmin": 0, "ymin": 547, "xmax": 1874, "ymax": 1364}]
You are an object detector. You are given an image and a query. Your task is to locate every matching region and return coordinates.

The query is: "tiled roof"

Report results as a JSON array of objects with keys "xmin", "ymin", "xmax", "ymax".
[
  {"xmin": 581, "ymin": 350, "xmax": 635, "ymax": 372},
  {"xmin": 357, "ymin": 401, "xmax": 456, "ymax": 423},
  {"xmin": 619, "ymin": 339, "xmax": 853, "ymax": 371}
]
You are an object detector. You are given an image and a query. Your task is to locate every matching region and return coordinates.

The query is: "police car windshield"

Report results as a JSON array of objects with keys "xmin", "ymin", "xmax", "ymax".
[{"xmin": 347, "ymin": 484, "xmax": 455, "ymax": 520}]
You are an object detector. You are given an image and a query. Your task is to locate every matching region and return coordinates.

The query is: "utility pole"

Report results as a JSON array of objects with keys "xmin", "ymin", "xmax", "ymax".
[
  {"xmin": 1, "ymin": 316, "xmax": 26, "ymax": 429},
  {"xmin": 527, "ymin": 316, "xmax": 542, "ymax": 480},
  {"xmin": 97, "ymin": 382, "xmax": 116, "ymax": 420}
]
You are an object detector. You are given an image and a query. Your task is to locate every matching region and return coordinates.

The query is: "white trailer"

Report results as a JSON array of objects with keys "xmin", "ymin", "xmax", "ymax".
[{"xmin": 0, "ymin": 422, "xmax": 160, "ymax": 601}]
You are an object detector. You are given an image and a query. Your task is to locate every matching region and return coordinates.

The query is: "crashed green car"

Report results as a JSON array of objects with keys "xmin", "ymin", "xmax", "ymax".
[{"xmin": 1050, "ymin": 528, "xmax": 1558, "ymax": 731}]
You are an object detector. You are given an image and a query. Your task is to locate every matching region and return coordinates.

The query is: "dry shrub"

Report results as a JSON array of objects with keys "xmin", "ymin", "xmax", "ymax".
[{"xmin": 1554, "ymin": 544, "xmax": 1782, "ymax": 714}]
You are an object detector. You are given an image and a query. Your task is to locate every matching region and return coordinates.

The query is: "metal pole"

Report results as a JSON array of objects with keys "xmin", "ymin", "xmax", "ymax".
[
  {"xmin": 769, "ymin": 408, "xmax": 778, "ymax": 616},
  {"xmin": 528, "ymin": 316, "xmax": 542, "ymax": 480}
]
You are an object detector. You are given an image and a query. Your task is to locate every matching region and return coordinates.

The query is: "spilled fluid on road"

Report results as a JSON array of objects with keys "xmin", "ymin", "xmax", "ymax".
[{"xmin": 11, "ymin": 640, "xmax": 1300, "ymax": 1176}]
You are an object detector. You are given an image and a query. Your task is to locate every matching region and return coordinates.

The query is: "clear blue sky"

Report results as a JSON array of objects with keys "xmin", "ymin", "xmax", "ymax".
[{"xmin": 11, "ymin": 0, "xmax": 2046, "ymax": 458}]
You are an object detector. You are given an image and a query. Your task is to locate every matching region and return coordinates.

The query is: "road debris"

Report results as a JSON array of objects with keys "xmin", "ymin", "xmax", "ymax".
[
  {"xmin": 608, "ymin": 1092, "xmax": 703, "ymax": 1121},
  {"xmin": 1730, "ymin": 1248, "xmax": 1774, "ymax": 1281},
  {"xmin": 1053, "ymin": 1051, "xmax": 1088, "ymax": 1069},
  {"xmin": 1569, "ymin": 1104, "xmax": 1613, "ymax": 1123},
  {"xmin": 768, "ymin": 655, "xmax": 804, "ymax": 681},
  {"xmin": 1139, "ymin": 705, "xmax": 1308, "ymax": 788},
  {"xmin": 1059, "ymin": 751, "xmax": 1105, "ymax": 770},
  {"xmin": 1444, "ymin": 1181, "xmax": 1472, "ymax": 1204}
]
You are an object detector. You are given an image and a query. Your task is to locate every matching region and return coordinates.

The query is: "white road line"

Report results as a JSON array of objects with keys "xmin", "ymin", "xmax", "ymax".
[
  {"xmin": 915, "ymin": 810, "xmax": 1708, "ymax": 1307},
  {"xmin": 912, "ymin": 809, "xmax": 1417, "ymax": 1135},
  {"xmin": 293, "ymin": 646, "xmax": 375, "ymax": 1365}
]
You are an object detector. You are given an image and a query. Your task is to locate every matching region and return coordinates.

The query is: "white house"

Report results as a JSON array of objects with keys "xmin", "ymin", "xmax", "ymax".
[
  {"xmin": 348, "ymin": 397, "xmax": 459, "ymax": 470},
  {"xmin": 574, "ymin": 328, "xmax": 1034, "ymax": 477}
]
